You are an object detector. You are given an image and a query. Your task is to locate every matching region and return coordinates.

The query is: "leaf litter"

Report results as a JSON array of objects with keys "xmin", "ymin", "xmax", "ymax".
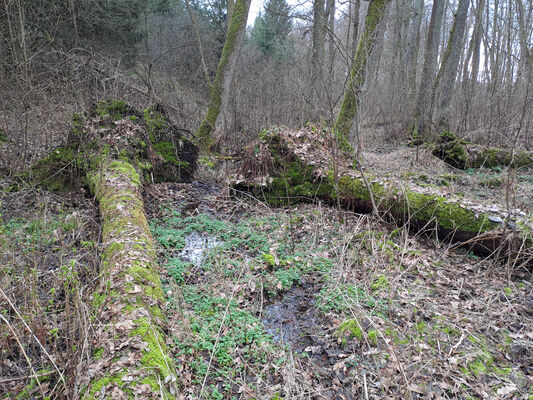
[{"xmin": 146, "ymin": 181, "xmax": 532, "ymax": 399}]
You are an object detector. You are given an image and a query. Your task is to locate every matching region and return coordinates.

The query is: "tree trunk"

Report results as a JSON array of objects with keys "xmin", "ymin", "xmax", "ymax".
[
  {"xmin": 185, "ymin": 0, "xmax": 212, "ymax": 87},
  {"xmin": 463, "ymin": 0, "xmax": 485, "ymax": 88},
  {"xmin": 351, "ymin": 0, "xmax": 361, "ymax": 61},
  {"xmin": 235, "ymin": 127, "xmax": 532, "ymax": 265},
  {"xmin": 83, "ymin": 160, "xmax": 178, "ymax": 399},
  {"xmin": 195, "ymin": 0, "xmax": 252, "ymax": 150},
  {"xmin": 405, "ymin": 0, "xmax": 424, "ymax": 96},
  {"xmin": 432, "ymin": 131, "xmax": 533, "ymax": 169},
  {"xmin": 335, "ymin": 0, "xmax": 389, "ymax": 143},
  {"xmin": 433, "ymin": 0, "xmax": 470, "ymax": 130},
  {"xmin": 409, "ymin": 0, "xmax": 444, "ymax": 140},
  {"xmin": 29, "ymin": 101, "xmax": 198, "ymax": 398}
]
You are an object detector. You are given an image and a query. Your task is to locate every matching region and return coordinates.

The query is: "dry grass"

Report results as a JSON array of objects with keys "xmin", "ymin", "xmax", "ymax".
[{"xmin": 0, "ymin": 188, "xmax": 99, "ymax": 399}]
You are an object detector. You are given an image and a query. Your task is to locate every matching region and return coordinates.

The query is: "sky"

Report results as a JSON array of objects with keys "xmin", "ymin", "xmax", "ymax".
[{"xmin": 248, "ymin": 0, "xmax": 263, "ymax": 25}]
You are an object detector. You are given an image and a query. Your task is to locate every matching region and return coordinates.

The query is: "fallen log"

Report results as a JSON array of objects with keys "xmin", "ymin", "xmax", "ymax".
[
  {"xmin": 233, "ymin": 127, "xmax": 532, "ymax": 265},
  {"xmin": 30, "ymin": 100, "xmax": 197, "ymax": 398},
  {"xmin": 84, "ymin": 160, "xmax": 178, "ymax": 399},
  {"xmin": 432, "ymin": 131, "xmax": 533, "ymax": 170}
]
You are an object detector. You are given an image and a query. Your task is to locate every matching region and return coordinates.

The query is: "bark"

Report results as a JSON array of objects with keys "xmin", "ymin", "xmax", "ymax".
[
  {"xmin": 410, "ymin": 0, "xmax": 445, "ymax": 140},
  {"xmin": 462, "ymin": 0, "xmax": 485, "ymax": 88},
  {"xmin": 29, "ymin": 101, "xmax": 196, "ymax": 398},
  {"xmin": 335, "ymin": 0, "xmax": 389, "ymax": 142},
  {"xmin": 351, "ymin": 0, "xmax": 361, "ymax": 60},
  {"xmin": 235, "ymin": 127, "xmax": 532, "ymax": 264},
  {"xmin": 195, "ymin": 0, "xmax": 252, "ymax": 150},
  {"xmin": 185, "ymin": 0, "xmax": 212, "ymax": 87},
  {"xmin": 433, "ymin": 131, "xmax": 533, "ymax": 170},
  {"xmin": 405, "ymin": 0, "xmax": 424, "ymax": 94},
  {"xmin": 516, "ymin": 0, "xmax": 532, "ymax": 85},
  {"xmin": 325, "ymin": 0, "xmax": 336, "ymax": 76},
  {"xmin": 434, "ymin": 0, "xmax": 470, "ymax": 130},
  {"xmin": 83, "ymin": 160, "xmax": 178, "ymax": 399}
]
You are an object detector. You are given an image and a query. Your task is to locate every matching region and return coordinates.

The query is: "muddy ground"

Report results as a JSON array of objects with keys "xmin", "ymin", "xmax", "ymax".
[
  {"xmin": 145, "ymin": 180, "xmax": 532, "ymax": 399},
  {"xmin": 1, "ymin": 142, "xmax": 532, "ymax": 399}
]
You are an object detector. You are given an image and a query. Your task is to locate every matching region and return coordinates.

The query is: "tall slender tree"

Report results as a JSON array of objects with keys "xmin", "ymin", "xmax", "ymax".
[
  {"xmin": 433, "ymin": 0, "xmax": 470, "ymax": 130},
  {"xmin": 409, "ymin": 0, "xmax": 445, "ymax": 139},
  {"xmin": 195, "ymin": 0, "xmax": 252, "ymax": 150},
  {"xmin": 335, "ymin": 0, "xmax": 389, "ymax": 143}
]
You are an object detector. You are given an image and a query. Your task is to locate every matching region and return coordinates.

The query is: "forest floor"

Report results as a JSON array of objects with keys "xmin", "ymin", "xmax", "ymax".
[{"xmin": 1, "ymin": 144, "xmax": 532, "ymax": 399}]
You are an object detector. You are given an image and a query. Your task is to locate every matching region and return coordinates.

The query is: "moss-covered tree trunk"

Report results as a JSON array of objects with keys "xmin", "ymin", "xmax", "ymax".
[
  {"xmin": 29, "ymin": 100, "xmax": 197, "ymax": 398},
  {"xmin": 83, "ymin": 160, "xmax": 178, "ymax": 399},
  {"xmin": 433, "ymin": 131, "xmax": 533, "ymax": 170},
  {"xmin": 335, "ymin": 0, "xmax": 389, "ymax": 142},
  {"xmin": 195, "ymin": 0, "xmax": 252, "ymax": 150},
  {"xmin": 235, "ymin": 127, "xmax": 532, "ymax": 265}
]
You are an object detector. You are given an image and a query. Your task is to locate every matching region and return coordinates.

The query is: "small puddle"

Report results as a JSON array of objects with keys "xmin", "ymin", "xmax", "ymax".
[
  {"xmin": 261, "ymin": 284, "xmax": 326, "ymax": 352},
  {"xmin": 179, "ymin": 232, "xmax": 223, "ymax": 266}
]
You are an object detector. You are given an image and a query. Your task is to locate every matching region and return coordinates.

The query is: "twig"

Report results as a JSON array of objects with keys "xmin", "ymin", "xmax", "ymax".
[
  {"xmin": 0, "ymin": 313, "xmax": 45, "ymax": 398},
  {"xmin": 0, "ymin": 288, "xmax": 67, "ymax": 390}
]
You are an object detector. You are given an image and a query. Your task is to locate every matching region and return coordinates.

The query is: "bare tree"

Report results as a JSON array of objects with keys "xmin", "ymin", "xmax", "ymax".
[
  {"xmin": 335, "ymin": 0, "xmax": 390, "ymax": 142},
  {"xmin": 195, "ymin": 0, "xmax": 253, "ymax": 150},
  {"xmin": 433, "ymin": 0, "xmax": 470, "ymax": 130},
  {"xmin": 409, "ymin": 0, "xmax": 445, "ymax": 139}
]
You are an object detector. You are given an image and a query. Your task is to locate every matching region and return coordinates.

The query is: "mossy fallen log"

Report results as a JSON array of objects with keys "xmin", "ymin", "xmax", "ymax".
[
  {"xmin": 83, "ymin": 160, "xmax": 178, "ymax": 399},
  {"xmin": 234, "ymin": 127, "xmax": 532, "ymax": 265},
  {"xmin": 29, "ymin": 100, "xmax": 195, "ymax": 398},
  {"xmin": 27, "ymin": 99, "xmax": 197, "ymax": 192},
  {"xmin": 433, "ymin": 131, "xmax": 533, "ymax": 170}
]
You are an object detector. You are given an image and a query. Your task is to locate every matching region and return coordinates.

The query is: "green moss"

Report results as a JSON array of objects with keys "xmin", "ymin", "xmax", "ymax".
[
  {"xmin": 370, "ymin": 275, "xmax": 388, "ymax": 292},
  {"xmin": 334, "ymin": 0, "xmax": 388, "ymax": 141},
  {"xmin": 336, "ymin": 319, "xmax": 363, "ymax": 341},
  {"xmin": 128, "ymin": 260, "xmax": 165, "ymax": 302},
  {"xmin": 130, "ymin": 317, "xmax": 174, "ymax": 392},
  {"xmin": 0, "ymin": 128, "xmax": 7, "ymax": 142},
  {"xmin": 367, "ymin": 330, "xmax": 378, "ymax": 345},
  {"xmin": 95, "ymin": 99, "xmax": 129, "ymax": 120},
  {"xmin": 262, "ymin": 252, "xmax": 276, "ymax": 267},
  {"xmin": 397, "ymin": 190, "xmax": 498, "ymax": 232},
  {"xmin": 86, "ymin": 370, "xmax": 129, "ymax": 398},
  {"xmin": 439, "ymin": 130, "xmax": 459, "ymax": 142},
  {"xmin": 28, "ymin": 146, "xmax": 79, "ymax": 192},
  {"xmin": 473, "ymin": 148, "xmax": 533, "ymax": 169},
  {"xmin": 262, "ymin": 160, "xmax": 334, "ymax": 206},
  {"xmin": 143, "ymin": 107, "xmax": 168, "ymax": 143},
  {"xmin": 107, "ymin": 161, "xmax": 141, "ymax": 187},
  {"xmin": 153, "ymin": 142, "xmax": 182, "ymax": 165},
  {"xmin": 194, "ymin": 0, "xmax": 250, "ymax": 149}
]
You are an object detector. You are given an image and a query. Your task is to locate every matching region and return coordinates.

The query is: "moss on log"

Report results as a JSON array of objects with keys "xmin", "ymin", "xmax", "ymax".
[
  {"xmin": 83, "ymin": 160, "xmax": 178, "ymax": 399},
  {"xmin": 28, "ymin": 100, "xmax": 195, "ymax": 398},
  {"xmin": 234, "ymin": 127, "xmax": 532, "ymax": 263},
  {"xmin": 27, "ymin": 100, "xmax": 197, "ymax": 192},
  {"xmin": 433, "ymin": 131, "xmax": 533, "ymax": 170}
]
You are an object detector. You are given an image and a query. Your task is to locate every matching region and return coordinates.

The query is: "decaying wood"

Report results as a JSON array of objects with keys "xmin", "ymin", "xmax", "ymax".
[{"xmin": 233, "ymin": 127, "xmax": 532, "ymax": 266}]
